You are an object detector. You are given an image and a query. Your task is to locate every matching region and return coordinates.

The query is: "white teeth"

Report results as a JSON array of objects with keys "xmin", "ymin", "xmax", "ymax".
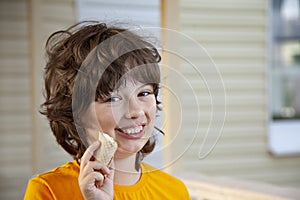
[{"xmin": 122, "ymin": 126, "xmax": 143, "ymax": 134}]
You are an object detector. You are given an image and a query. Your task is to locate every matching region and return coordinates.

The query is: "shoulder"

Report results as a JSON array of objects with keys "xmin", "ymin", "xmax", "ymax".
[
  {"xmin": 32, "ymin": 160, "xmax": 79, "ymax": 186},
  {"xmin": 141, "ymin": 163, "xmax": 190, "ymax": 198},
  {"xmin": 24, "ymin": 160, "xmax": 83, "ymax": 200}
]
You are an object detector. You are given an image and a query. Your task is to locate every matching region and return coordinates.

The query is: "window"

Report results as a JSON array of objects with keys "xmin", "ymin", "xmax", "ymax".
[{"xmin": 269, "ymin": 0, "xmax": 300, "ymax": 155}]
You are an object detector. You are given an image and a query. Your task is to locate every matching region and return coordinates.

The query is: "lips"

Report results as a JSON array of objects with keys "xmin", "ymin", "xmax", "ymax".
[
  {"xmin": 119, "ymin": 125, "xmax": 143, "ymax": 134},
  {"xmin": 116, "ymin": 125, "xmax": 145, "ymax": 139}
]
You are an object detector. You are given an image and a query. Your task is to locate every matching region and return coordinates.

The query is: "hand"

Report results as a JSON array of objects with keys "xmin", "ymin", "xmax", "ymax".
[{"xmin": 78, "ymin": 141, "xmax": 114, "ymax": 200}]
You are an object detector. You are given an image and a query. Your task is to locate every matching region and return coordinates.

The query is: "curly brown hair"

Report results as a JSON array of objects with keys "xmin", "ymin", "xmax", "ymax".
[{"xmin": 41, "ymin": 21, "xmax": 162, "ymax": 164}]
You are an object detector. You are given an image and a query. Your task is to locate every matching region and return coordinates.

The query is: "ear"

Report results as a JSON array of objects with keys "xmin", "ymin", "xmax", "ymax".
[{"xmin": 156, "ymin": 103, "xmax": 163, "ymax": 111}]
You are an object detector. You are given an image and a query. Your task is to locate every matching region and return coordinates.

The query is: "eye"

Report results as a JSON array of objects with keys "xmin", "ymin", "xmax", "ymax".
[
  {"xmin": 138, "ymin": 91, "xmax": 153, "ymax": 97},
  {"xmin": 105, "ymin": 96, "xmax": 122, "ymax": 103}
]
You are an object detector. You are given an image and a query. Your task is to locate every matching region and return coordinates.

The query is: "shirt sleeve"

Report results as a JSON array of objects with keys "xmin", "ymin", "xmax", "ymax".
[
  {"xmin": 183, "ymin": 183, "xmax": 192, "ymax": 200},
  {"xmin": 23, "ymin": 178, "xmax": 54, "ymax": 200}
]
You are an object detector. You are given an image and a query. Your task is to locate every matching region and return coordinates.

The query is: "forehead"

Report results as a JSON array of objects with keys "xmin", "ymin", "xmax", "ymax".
[{"xmin": 113, "ymin": 79, "xmax": 151, "ymax": 93}]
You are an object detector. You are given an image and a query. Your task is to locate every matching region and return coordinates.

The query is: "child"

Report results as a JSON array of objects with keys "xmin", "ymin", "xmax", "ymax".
[{"xmin": 24, "ymin": 21, "xmax": 190, "ymax": 200}]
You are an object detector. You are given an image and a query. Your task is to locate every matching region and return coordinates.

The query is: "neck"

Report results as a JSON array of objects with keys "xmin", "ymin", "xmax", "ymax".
[{"xmin": 113, "ymin": 154, "xmax": 141, "ymax": 185}]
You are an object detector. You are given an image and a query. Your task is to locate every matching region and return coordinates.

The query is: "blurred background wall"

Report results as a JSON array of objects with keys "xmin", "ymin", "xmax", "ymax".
[{"xmin": 0, "ymin": 0, "xmax": 299, "ymax": 199}]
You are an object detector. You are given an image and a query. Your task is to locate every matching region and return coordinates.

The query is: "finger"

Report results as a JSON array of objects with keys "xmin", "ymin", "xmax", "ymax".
[
  {"xmin": 80, "ymin": 171, "xmax": 105, "ymax": 190},
  {"xmin": 100, "ymin": 160, "xmax": 115, "ymax": 195},
  {"xmin": 93, "ymin": 172, "xmax": 106, "ymax": 188},
  {"xmin": 80, "ymin": 161, "xmax": 110, "ymax": 178},
  {"xmin": 80, "ymin": 141, "xmax": 100, "ymax": 169},
  {"xmin": 95, "ymin": 174, "xmax": 105, "ymax": 189}
]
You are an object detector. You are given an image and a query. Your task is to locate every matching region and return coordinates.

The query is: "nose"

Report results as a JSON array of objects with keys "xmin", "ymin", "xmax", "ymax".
[{"xmin": 125, "ymin": 97, "xmax": 144, "ymax": 119}]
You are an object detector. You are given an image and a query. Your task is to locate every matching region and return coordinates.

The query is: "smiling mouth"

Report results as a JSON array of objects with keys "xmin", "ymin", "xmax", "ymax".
[{"xmin": 117, "ymin": 125, "xmax": 143, "ymax": 135}]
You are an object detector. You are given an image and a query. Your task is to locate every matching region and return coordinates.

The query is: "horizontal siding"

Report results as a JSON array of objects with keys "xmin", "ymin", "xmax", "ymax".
[
  {"xmin": 0, "ymin": 19, "xmax": 28, "ymax": 37},
  {"xmin": 0, "ymin": 58, "xmax": 29, "ymax": 75},
  {"xmin": 0, "ymin": 1, "xmax": 27, "ymax": 18},
  {"xmin": 178, "ymin": 0, "xmax": 300, "ymax": 189},
  {"xmin": 183, "ymin": 29, "xmax": 266, "ymax": 43},
  {"xmin": 0, "ymin": 38, "xmax": 28, "ymax": 55},
  {"xmin": 42, "ymin": 1, "xmax": 76, "ymax": 22},
  {"xmin": 36, "ymin": 0, "xmax": 76, "ymax": 172},
  {"xmin": 0, "ymin": 1, "xmax": 31, "ymax": 200},
  {"xmin": 0, "ymin": 1, "xmax": 75, "ymax": 199}
]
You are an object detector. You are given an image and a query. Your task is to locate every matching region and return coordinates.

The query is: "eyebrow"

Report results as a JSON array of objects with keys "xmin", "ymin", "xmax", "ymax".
[{"xmin": 137, "ymin": 83, "xmax": 154, "ymax": 90}]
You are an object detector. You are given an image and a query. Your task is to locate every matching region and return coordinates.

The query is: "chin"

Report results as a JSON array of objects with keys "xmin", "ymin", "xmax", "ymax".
[{"xmin": 114, "ymin": 144, "xmax": 144, "ymax": 158}]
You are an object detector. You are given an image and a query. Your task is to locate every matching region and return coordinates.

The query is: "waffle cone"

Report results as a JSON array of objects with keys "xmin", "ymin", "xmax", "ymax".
[{"xmin": 94, "ymin": 132, "xmax": 118, "ymax": 166}]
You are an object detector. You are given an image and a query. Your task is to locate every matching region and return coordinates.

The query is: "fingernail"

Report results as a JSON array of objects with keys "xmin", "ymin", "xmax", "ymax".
[{"xmin": 92, "ymin": 140, "xmax": 99, "ymax": 146}]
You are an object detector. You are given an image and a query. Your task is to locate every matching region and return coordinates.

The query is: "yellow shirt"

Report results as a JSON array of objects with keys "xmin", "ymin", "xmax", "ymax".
[{"xmin": 24, "ymin": 160, "xmax": 190, "ymax": 200}]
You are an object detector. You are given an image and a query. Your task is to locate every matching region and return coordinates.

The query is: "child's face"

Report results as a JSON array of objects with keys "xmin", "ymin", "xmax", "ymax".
[{"xmin": 88, "ymin": 80, "xmax": 157, "ymax": 159}]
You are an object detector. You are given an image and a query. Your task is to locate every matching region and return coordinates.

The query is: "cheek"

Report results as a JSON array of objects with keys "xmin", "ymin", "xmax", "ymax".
[
  {"xmin": 95, "ymin": 107, "xmax": 120, "ymax": 132},
  {"xmin": 151, "ymin": 96, "xmax": 158, "ymax": 109},
  {"xmin": 146, "ymin": 98, "xmax": 157, "ymax": 119},
  {"xmin": 87, "ymin": 131, "xmax": 98, "ymax": 144}
]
